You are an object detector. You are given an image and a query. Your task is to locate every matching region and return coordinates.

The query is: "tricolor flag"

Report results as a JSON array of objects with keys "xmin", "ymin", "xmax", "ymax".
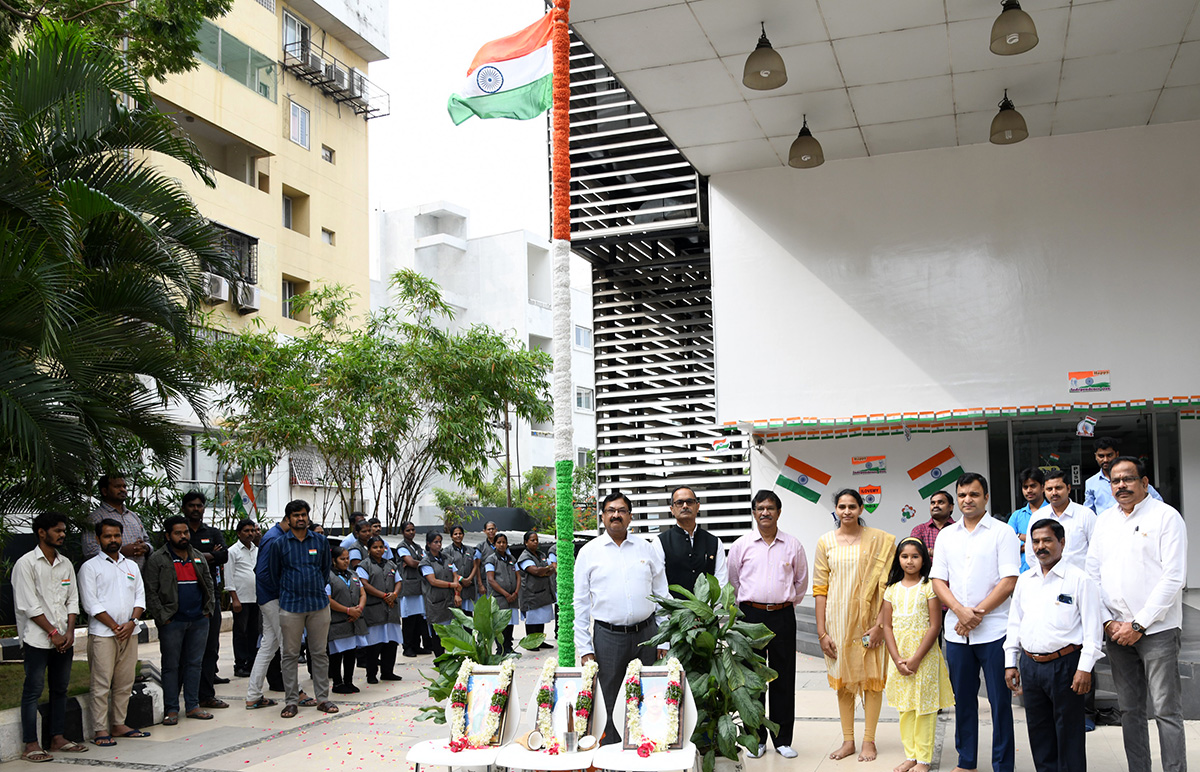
[
  {"xmin": 233, "ymin": 475, "xmax": 258, "ymax": 520},
  {"xmin": 852, "ymin": 455, "xmax": 887, "ymax": 475},
  {"xmin": 776, "ymin": 455, "xmax": 831, "ymax": 504},
  {"xmin": 907, "ymin": 447, "xmax": 963, "ymax": 500},
  {"xmin": 859, "ymin": 485, "xmax": 882, "ymax": 513},
  {"xmin": 447, "ymin": 13, "xmax": 554, "ymax": 125},
  {"xmin": 712, "ymin": 437, "xmax": 731, "ymax": 452}
]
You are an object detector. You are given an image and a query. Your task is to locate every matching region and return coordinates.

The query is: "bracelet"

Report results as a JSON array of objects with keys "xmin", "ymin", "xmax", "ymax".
[
  {"xmin": 49, "ymin": 628, "xmax": 59, "ymax": 637},
  {"xmin": 818, "ymin": 632, "xmax": 828, "ymax": 640}
]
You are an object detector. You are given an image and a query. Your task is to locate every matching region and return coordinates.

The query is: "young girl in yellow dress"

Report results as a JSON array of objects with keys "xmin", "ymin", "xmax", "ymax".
[{"xmin": 880, "ymin": 537, "xmax": 954, "ymax": 772}]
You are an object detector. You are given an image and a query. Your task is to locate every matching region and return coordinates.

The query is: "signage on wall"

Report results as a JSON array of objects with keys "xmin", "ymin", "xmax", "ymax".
[
  {"xmin": 1076, "ymin": 415, "xmax": 1098, "ymax": 437},
  {"xmin": 851, "ymin": 455, "xmax": 887, "ymax": 475},
  {"xmin": 901, "ymin": 504, "xmax": 916, "ymax": 522},
  {"xmin": 859, "ymin": 485, "xmax": 881, "ymax": 513},
  {"xmin": 1069, "ymin": 370, "xmax": 1111, "ymax": 393}
]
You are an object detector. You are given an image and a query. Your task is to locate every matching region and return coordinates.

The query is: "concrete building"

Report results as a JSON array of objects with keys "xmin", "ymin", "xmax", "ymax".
[
  {"xmin": 158, "ymin": 0, "xmax": 389, "ymax": 523},
  {"xmin": 374, "ymin": 202, "xmax": 597, "ymax": 523}
]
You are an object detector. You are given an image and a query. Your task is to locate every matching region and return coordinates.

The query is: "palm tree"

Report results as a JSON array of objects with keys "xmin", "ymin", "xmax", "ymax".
[{"xmin": 0, "ymin": 20, "xmax": 239, "ymax": 517}]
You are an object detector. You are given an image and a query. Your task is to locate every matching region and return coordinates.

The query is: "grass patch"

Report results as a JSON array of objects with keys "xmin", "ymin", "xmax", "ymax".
[{"xmin": 0, "ymin": 661, "xmax": 93, "ymax": 711}]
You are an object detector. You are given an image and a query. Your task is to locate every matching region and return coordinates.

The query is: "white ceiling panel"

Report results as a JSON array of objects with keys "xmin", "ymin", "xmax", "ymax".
[
  {"xmin": 861, "ymin": 115, "xmax": 958, "ymax": 155},
  {"xmin": 1166, "ymin": 40, "xmax": 1200, "ymax": 86},
  {"xmin": 1064, "ymin": 0, "xmax": 1197, "ymax": 59},
  {"xmin": 951, "ymin": 60, "xmax": 1062, "ymax": 113},
  {"xmin": 849, "ymin": 76, "xmax": 955, "ymax": 125},
  {"xmin": 1059, "ymin": 46, "xmax": 1178, "ymax": 102},
  {"xmin": 767, "ymin": 127, "xmax": 870, "ymax": 162},
  {"xmin": 567, "ymin": 0, "xmax": 1200, "ymax": 174},
  {"xmin": 833, "ymin": 25, "xmax": 952, "ymax": 86},
  {"xmin": 1151, "ymin": 84, "xmax": 1200, "ymax": 122},
  {"xmin": 718, "ymin": 42, "xmax": 845, "ymax": 98},
  {"xmin": 1051, "ymin": 90, "xmax": 1160, "ymax": 134},
  {"xmin": 747, "ymin": 88, "xmax": 858, "ymax": 136},
  {"xmin": 689, "ymin": 0, "xmax": 827, "ymax": 55}
]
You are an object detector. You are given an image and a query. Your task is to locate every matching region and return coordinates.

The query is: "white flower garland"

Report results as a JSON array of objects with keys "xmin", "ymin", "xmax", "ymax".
[
  {"xmin": 447, "ymin": 658, "xmax": 516, "ymax": 751},
  {"xmin": 532, "ymin": 658, "xmax": 601, "ymax": 753},
  {"xmin": 623, "ymin": 657, "xmax": 684, "ymax": 757}
]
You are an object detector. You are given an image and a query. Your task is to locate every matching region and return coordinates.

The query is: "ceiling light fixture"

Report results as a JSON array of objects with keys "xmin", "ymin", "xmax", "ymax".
[
  {"xmin": 990, "ymin": 0, "xmax": 1038, "ymax": 55},
  {"xmin": 990, "ymin": 90, "xmax": 1028, "ymax": 144},
  {"xmin": 743, "ymin": 22, "xmax": 787, "ymax": 90},
  {"xmin": 788, "ymin": 115, "xmax": 824, "ymax": 168}
]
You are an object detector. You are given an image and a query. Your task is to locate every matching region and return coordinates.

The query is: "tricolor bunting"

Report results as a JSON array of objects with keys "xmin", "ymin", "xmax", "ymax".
[{"xmin": 907, "ymin": 447, "xmax": 963, "ymax": 500}]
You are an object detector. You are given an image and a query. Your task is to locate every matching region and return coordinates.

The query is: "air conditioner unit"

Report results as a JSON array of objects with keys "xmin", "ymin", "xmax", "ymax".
[
  {"xmin": 305, "ymin": 50, "xmax": 324, "ymax": 74},
  {"xmin": 330, "ymin": 65, "xmax": 348, "ymax": 92},
  {"xmin": 234, "ymin": 284, "xmax": 261, "ymax": 314},
  {"xmin": 201, "ymin": 272, "xmax": 229, "ymax": 304},
  {"xmin": 347, "ymin": 68, "xmax": 364, "ymax": 98}
]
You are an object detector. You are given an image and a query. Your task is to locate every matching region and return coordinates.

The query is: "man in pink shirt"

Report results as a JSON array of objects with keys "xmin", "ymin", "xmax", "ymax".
[{"xmin": 728, "ymin": 490, "xmax": 810, "ymax": 759}]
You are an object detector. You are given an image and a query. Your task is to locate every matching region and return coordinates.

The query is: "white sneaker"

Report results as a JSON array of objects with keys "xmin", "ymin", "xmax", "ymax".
[
  {"xmin": 749, "ymin": 744, "xmax": 766, "ymax": 758},
  {"xmin": 776, "ymin": 746, "xmax": 798, "ymax": 759}
]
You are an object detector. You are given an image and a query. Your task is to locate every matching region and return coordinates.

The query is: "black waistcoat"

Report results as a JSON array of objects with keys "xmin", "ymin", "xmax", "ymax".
[{"xmin": 659, "ymin": 525, "xmax": 719, "ymax": 595}]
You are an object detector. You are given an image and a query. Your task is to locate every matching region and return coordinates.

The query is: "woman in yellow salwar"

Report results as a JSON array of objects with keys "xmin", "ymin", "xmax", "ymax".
[{"xmin": 814, "ymin": 488, "xmax": 896, "ymax": 762}]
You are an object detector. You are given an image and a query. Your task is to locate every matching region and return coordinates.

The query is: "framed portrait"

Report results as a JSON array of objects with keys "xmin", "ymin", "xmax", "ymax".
[
  {"xmin": 623, "ymin": 667, "xmax": 684, "ymax": 751},
  {"xmin": 550, "ymin": 667, "xmax": 600, "ymax": 737},
  {"xmin": 465, "ymin": 666, "xmax": 509, "ymax": 746}
]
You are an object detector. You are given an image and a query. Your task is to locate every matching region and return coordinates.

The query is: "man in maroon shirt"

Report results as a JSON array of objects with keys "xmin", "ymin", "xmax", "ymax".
[{"xmin": 910, "ymin": 490, "xmax": 955, "ymax": 557}]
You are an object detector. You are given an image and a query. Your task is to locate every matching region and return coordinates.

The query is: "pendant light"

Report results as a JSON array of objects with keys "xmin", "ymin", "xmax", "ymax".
[
  {"xmin": 989, "ymin": 90, "xmax": 1028, "ymax": 144},
  {"xmin": 990, "ymin": 0, "xmax": 1038, "ymax": 55},
  {"xmin": 743, "ymin": 22, "xmax": 787, "ymax": 90},
  {"xmin": 788, "ymin": 115, "xmax": 824, "ymax": 168}
]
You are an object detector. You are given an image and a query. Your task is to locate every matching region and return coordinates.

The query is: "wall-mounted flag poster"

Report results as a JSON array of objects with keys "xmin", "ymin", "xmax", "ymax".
[
  {"xmin": 776, "ymin": 455, "xmax": 831, "ymax": 504},
  {"xmin": 907, "ymin": 447, "xmax": 963, "ymax": 500}
]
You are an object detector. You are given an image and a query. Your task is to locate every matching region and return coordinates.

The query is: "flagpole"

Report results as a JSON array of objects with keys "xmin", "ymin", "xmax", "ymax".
[{"xmin": 549, "ymin": 0, "xmax": 576, "ymax": 666}]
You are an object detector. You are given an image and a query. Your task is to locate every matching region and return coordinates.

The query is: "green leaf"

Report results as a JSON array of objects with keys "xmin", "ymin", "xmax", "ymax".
[
  {"xmin": 730, "ymin": 686, "xmax": 765, "ymax": 729},
  {"xmin": 716, "ymin": 714, "xmax": 738, "ymax": 759},
  {"xmin": 516, "ymin": 633, "xmax": 545, "ymax": 650}
]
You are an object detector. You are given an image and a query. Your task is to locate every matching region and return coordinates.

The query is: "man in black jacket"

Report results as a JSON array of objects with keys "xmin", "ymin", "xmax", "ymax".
[
  {"xmin": 653, "ymin": 486, "xmax": 727, "ymax": 596},
  {"xmin": 183, "ymin": 491, "xmax": 230, "ymax": 708}
]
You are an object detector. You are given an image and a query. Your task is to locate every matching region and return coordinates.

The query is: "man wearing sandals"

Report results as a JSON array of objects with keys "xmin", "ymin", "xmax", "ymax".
[
  {"xmin": 271, "ymin": 499, "xmax": 338, "ymax": 717},
  {"xmin": 13, "ymin": 511, "xmax": 88, "ymax": 762},
  {"xmin": 145, "ymin": 516, "xmax": 217, "ymax": 725},
  {"xmin": 80, "ymin": 518, "xmax": 150, "ymax": 747}
]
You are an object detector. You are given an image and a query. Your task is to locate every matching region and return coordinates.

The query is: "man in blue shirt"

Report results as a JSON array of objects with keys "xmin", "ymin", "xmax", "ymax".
[
  {"xmin": 1084, "ymin": 437, "xmax": 1163, "ymax": 513},
  {"xmin": 270, "ymin": 500, "xmax": 334, "ymax": 718},
  {"xmin": 1008, "ymin": 468, "xmax": 1046, "ymax": 572},
  {"xmin": 245, "ymin": 514, "xmax": 288, "ymax": 709}
]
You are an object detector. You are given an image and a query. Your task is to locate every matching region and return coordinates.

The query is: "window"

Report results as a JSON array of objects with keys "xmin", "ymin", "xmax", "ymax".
[
  {"xmin": 283, "ymin": 12, "xmax": 311, "ymax": 60},
  {"xmin": 195, "ymin": 20, "xmax": 276, "ymax": 102},
  {"xmin": 321, "ymin": 145, "xmax": 335, "ymax": 163},
  {"xmin": 281, "ymin": 185, "xmax": 310, "ymax": 235},
  {"xmin": 575, "ymin": 386, "xmax": 594, "ymax": 412},
  {"xmin": 576, "ymin": 447, "xmax": 591, "ymax": 467},
  {"xmin": 289, "ymin": 101, "xmax": 309, "ymax": 149},
  {"xmin": 282, "ymin": 279, "xmax": 299, "ymax": 319},
  {"xmin": 282, "ymin": 194, "xmax": 294, "ymax": 229},
  {"xmin": 321, "ymin": 228, "xmax": 335, "ymax": 245},
  {"xmin": 574, "ymin": 325, "xmax": 593, "ymax": 351}
]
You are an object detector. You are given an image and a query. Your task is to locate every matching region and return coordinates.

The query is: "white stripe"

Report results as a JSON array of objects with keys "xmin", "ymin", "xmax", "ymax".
[{"xmin": 457, "ymin": 44, "xmax": 552, "ymax": 98}]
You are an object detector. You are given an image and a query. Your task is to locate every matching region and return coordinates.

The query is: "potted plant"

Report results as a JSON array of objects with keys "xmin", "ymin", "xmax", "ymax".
[
  {"xmin": 647, "ymin": 574, "xmax": 777, "ymax": 772},
  {"xmin": 415, "ymin": 594, "xmax": 544, "ymax": 724}
]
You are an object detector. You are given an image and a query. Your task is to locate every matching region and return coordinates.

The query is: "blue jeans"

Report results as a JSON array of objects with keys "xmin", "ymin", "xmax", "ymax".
[
  {"xmin": 946, "ymin": 638, "xmax": 1015, "ymax": 772},
  {"xmin": 1106, "ymin": 628, "xmax": 1186, "ymax": 772},
  {"xmin": 159, "ymin": 617, "xmax": 208, "ymax": 714},
  {"xmin": 21, "ymin": 644, "xmax": 74, "ymax": 744}
]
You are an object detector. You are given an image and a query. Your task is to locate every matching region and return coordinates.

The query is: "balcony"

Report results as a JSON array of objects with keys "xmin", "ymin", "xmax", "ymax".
[{"xmin": 282, "ymin": 42, "xmax": 390, "ymax": 120}]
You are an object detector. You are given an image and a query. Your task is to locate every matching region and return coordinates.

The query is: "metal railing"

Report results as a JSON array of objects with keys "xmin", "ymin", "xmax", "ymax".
[{"xmin": 282, "ymin": 41, "xmax": 390, "ymax": 120}]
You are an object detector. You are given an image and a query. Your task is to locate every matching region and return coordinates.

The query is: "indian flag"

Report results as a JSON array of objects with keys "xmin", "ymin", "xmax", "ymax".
[
  {"xmin": 447, "ymin": 12, "xmax": 554, "ymax": 125},
  {"xmin": 233, "ymin": 475, "xmax": 258, "ymax": 520},
  {"xmin": 907, "ymin": 447, "xmax": 964, "ymax": 500},
  {"xmin": 776, "ymin": 455, "xmax": 831, "ymax": 504}
]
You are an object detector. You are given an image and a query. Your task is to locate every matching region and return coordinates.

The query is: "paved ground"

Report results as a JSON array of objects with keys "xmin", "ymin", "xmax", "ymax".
[{"xmin": 10, "ymin": 622, "xmax": 1200, "ymax": 771}]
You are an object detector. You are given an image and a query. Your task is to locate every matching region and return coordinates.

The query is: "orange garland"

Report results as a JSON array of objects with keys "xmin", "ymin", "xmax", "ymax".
[{"xmin": 551, "ymin": 0, "xmax": 571, "ymax": 241}]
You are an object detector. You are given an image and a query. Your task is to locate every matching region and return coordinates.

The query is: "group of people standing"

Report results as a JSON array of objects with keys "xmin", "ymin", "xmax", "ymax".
[{"xmin": 571, "ymin": 445, "xmax": 1188, "ymax": 772}]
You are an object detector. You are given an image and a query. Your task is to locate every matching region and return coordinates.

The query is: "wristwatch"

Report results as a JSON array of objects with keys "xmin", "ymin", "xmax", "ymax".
[{"xmin": 1131, "ymin": 621, "xmax": 1146, "ymax": 634}]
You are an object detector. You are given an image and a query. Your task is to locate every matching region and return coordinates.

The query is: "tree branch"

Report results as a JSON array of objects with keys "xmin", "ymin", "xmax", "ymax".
[{"xmin": 62, "ymin": 0, "xmax": 136, "ymax": 20}]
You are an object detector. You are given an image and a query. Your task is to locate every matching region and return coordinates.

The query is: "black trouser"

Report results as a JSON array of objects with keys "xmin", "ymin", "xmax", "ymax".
[
  {"xmin": 267, "ymin": 650, "xmax": 284, "ymax": 692},
  {"xmin": 232, "ymin": 603, "xmax": 261, "ymax": 672},
  {"xmin": 740, "ymin": 603, "xmax": 797, "ymax": 747},
  {"xmin": 199, "ymin": 607, "xmax": 222, "ymax": 702},
  {"xmin": 329, "ymin": 650, "xmax": 357, "ymax": 686},
  {"xmin": 1020, "ymin": 649, "xmax": 1087, "ymax": 772},
  {"xmin": 402, "ymin": 614, "xmax": 432, "ymax": 654},
  {"xmin": 593, "ymin": 619, "xmax": 659, "ymax": 746}
]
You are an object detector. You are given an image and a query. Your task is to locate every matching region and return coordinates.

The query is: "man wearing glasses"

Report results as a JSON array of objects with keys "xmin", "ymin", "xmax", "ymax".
[
  {"xmin": 652, "ymin": 486, "xmax": 727, "ymax": 597},
  {"xmin": 1086, "ymin": 457, "xmax": 1187, "ymax": 772},
  {"xmin": 574, "ymin": 492, "xmax": 669, "ymax": 746}
]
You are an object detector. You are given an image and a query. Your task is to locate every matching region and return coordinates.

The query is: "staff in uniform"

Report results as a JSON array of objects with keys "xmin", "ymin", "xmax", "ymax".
[
  {"xmin": 326, "ymin": 546, "xmax": 367, "ymax": 694},
  {"xmin": 396, "ymin": 521, "xmax": 433, "ymax": 656},
  {"xmin": 420, "ymin": 532, "xmax": 461, "ymax": 656},
  {"xmin": 518, "ymin": 530, "xmax": 556, "ymax": 649},
  {"xmin": 485, "ymin": 533, "xmax": 521, "ymax": 654},
  {"xmin": 445, "ymin": 526, "xmax": 478, "ymax": 612},
  {"xmin": 356, "ymin": 536, "xmax": 402, "ymax": 682}
]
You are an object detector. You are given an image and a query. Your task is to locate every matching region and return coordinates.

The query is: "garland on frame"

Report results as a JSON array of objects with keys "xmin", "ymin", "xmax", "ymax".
[
  {"xmin": 623, "ymin": 658, "xmax": 684, "ymax": 757},
  {"xmin": 447, "ymin": 658, "xmax": 516, "ymax": 752}
]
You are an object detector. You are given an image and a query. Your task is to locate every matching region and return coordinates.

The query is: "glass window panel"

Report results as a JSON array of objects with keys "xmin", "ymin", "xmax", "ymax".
[{"xmin": 196, "ymin": 19, "xmax": 220, "ymax": 69}]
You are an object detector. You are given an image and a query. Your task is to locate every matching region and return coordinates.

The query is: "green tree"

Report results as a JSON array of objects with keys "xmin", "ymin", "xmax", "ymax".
[
  {"xmin": 0, "ymin": 0, "xmax": 232, "ymax": 80},
  {"xmin": 206, "ymin": 271, "xmax": 554, "ymax": 527},
  {"xmin": 0, "ymin": 21, "xmax": 239, "ymax": 520}
]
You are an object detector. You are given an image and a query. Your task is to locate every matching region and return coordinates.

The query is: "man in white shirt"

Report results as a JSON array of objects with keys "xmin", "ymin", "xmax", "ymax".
[
  {"xmin": 12, "ymin": 511, "xmax": 85, "ymax": 762},
  {"xmin": 1085, "ymin": 456, "xmax": 1187, "ymax": 772},
  {"xmin": 930, "ymin": 473, "xmax": 1021, "ymax": 772},
  {"xmin": 652, "ymin": 486, "xmax": 728, "ymax": 594},
  {"xmin": 1083, "ymin": 438, "xmax": 1163, "ymax": 514},
  {"xmin": 80, "ymin": 518, "xmax": 148, "ymax": 746},
  {"xmin": 1025, "ymin": 470, "xmax": 1096, "ymax": 571},
  {"xmin": 1004, "ymin": 518, "xmax": 1102, "ymax": 772},
  {"xmin": 226, "ymin": 518, "xmax": 260, "ymax": 678},
  {"xmin": 574, "ymin": 492, "xmax": 669, "ymax": 746}
]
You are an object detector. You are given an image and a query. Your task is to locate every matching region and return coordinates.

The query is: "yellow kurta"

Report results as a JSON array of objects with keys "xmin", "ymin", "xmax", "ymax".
[
  {"xmin": 883, "ymin": 581, "xmax": 954, "ymax": 714},
  {"xmin": 814, "ymin": 531, "xmax": 889, "ymax": 692}
]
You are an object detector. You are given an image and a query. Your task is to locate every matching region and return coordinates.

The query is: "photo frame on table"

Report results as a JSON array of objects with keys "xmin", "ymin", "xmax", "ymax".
[
  {"xmin": 550, "ymin": 667, "xmax": 599, "ymax": 737},
  {"xmin": 465, "ymin": 666, "xmax": 509, "ymax": 746},
  {"xmin": 623, "ymin": 667, "xmax": 684, "ymax": 751}
]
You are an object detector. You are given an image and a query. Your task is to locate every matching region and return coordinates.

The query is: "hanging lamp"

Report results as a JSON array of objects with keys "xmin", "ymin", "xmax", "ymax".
[
  {"xmin": 990, "ymin": 90, "xmax": 1028, "ymax": 144},
  {"xmin": 788, "ymin": 115, "xmax": 824, "ymax": 168},
  {"xmin": 990, "ymin": 0, "xmax": 1038, "ymax": 55},
  {"xmin": 743, "ymin": 22, "xmax": 787, "ymax": 90}
]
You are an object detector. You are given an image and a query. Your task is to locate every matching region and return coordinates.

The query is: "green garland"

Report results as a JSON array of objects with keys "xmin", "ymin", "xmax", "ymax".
[{"xmin": 555, "ymin": 458, "xmax": 575, "ymax": 664}]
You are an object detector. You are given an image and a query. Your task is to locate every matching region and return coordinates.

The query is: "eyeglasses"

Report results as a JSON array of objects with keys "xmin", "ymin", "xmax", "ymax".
[
  {"xmin": 671, "ymin": 498, "xmax": 698, "ymax": 507},
  {"xmin": 754, "ymin": 506, "xmax": 778, "ymax": 514},
  {"xmin": 1110, "ymin": 476, "xmax": 1141, "ymax": 486},
  {"xmin": 603, "ymin": 507, "xmax": 630, "ymax": 515}
]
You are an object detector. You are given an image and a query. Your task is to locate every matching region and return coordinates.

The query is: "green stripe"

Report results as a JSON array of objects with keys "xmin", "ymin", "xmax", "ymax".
[
  {"xmin": 777, "ymin": 475, "xmax": 821, "ymax": 503},
  {"xmin": 918, "ymin": 466, "xmax": 963, "ymax": 499},
  {"xmin": 447, "ymin": 75, "xmax": 553, "ymax": 125}
]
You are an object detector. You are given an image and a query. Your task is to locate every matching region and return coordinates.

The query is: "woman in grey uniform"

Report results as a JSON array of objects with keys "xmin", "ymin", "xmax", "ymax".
[
  {"xmin": 419, "ymin": 532, "xmax": 461, "ymax": 656},
  {"xmin": 326, "ymin": 546, "xmax": 367, "ymax": 694},
  {"xmin": 484, "ymin": 533, "xmax": 521, "ymax": 655}
]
